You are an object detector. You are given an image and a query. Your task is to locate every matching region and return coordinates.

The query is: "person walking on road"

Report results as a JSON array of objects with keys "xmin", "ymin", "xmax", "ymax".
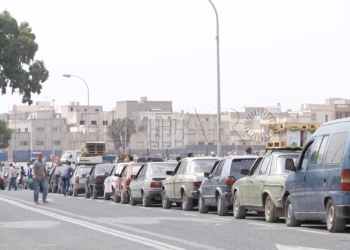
[
  {"xmin": 33, "ymin": 152, "xmax": 49, "ymax": 204},
  {"xmin": 8, "ymin": 163, "xmax": 17, "ymax": 191},
  {"xmin": 60, "ymin": 161, "xmax": 74, "ymax": 196}
]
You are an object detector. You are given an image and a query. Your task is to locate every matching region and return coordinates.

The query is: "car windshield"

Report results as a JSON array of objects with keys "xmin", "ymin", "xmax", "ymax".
[
  {"xmin": 132, "ymin": 166, "xmax": 142, "ymax": 175},
  {"xmin": 148, "ymin": 163, "xmax": 177, "ymax": 176},
  {"xmin": 276, "ymin": 155, "xmax": 299, "ymax": 174},
  {"xmin": 230, "ymin": 158, "xmax": 256, "ymax": 174},
  {"xmin": 190, "ymin": 159, "xmax": 218, "ymax": 173},
  {"xmin": 95, "ymin": 165, "xmax": 114, "ymax": 175},
  {"xmin": 78, "ymin": 167, "xmax": 92, "ymax": 177}
]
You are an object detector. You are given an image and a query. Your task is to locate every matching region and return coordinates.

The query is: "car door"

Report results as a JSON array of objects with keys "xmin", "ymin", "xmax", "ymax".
[
  {"xmin": 104, "ymin": 166, "xmax": 115, "ymax": 194},
  {"xmin": 201, "ymin": 161, "xmax": 220, "ymax": 204},
  {"xmin": 209, "ymin": 160, "xmax": 226, "ymax": 205},
  {"xmin": 116, "ymin": 166, "xmax": 127, "ymax": 195},
  {"xmin": 133, "ymin": 165, "xmax": 147, "ymax": 199},
  {"xmin": 250, "ymin": 157, "xmax": 271, "ymax": 207},
  {"xmin": 86, "ymin": 166, "xmax": 95, "ymax": 191},
  {"xmin": 306, "ymin": 134, "xmax": 330, "ymax": 216},
  {"xmin": 241, "ymin": 157, "xmax": 263, "ymax": 205},
  {"xmin": 288, "ymin": 139, "xmax": 314, "ymax": 214},
  {"xmin": 175, "ymin": 160, "xmax": 188, "ymax": 199}
]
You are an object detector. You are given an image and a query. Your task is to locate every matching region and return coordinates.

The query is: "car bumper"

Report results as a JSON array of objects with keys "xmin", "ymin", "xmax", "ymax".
[
  {"xmin": 335, "ymin": 205, "xmax": 350, "ymax": 219},
  {"xmin": 145, "ymin": 190, "xmax": 162, "ymax": 197},
  {"xmin": 73, "ymin": 184, "xmax": 85, "ymax": 191}
]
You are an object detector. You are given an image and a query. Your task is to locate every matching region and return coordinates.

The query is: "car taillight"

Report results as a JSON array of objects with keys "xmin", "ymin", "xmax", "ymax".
[
  {"xmin": 0, "ymin": 177, "xmax": 3, "ymax": 181},
  {"xmin": 75, "ymin": 177, "xmax": 79, "ymax": 183},
  {"xmin": 96, "ymin": 179, "xmax": 104, "ymax": 184},
  {"xmin": 126, "ymin": 178, "xmax": 131, "ymax": 185},
  {"xmin": 225, "ymin": 176, "xmax": 235, "ymax": 186},
  {"xmin": 150, "ymin": 181, "xmax": 162, "ymax": 188},
  {"xmin": 340, "ymin": 169, "xmax": 350, "ymax": 191},
  {"xmin": 193, "ymin": 182, "xmax": 202, "ymax": 188}
]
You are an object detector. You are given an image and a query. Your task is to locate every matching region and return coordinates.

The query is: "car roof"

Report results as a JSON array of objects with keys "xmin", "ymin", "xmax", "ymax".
[{"xmin": 224, "ymin": 156, "xmax": 258, "ymax": 159}]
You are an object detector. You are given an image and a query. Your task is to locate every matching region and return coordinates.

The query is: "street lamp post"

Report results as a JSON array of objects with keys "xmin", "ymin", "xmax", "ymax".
[
  {"xmin": 14, "ymin": 115, "xmax": 19, "ymax": 163},
  {"xmin": 124, "ymin": 118, "xmax": 133, "ymax": 154},
  {"xmin": 63, "ymin": 74, "xmax": 90, "ymax": 141},
  {"xmin": 208, "ymin": 0, "xmax": 221, "ymax": 156},
  {"xmin": 52, "ymin": 99, "xmax": 55, "ymax": 161}
]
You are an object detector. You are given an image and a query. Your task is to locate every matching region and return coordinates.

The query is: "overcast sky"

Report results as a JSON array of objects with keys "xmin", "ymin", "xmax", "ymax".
[{"xmin": 1, "ymin": 0, "xmax": 350, "ymax": 114}]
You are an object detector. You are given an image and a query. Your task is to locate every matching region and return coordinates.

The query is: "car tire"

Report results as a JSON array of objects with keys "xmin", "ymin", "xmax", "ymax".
[
  {"xmin": 121, "ymin": 190, "xmax": 128, "ymax": 204},
  {"xmin": 104, "ymin": 191, "xmax": 110, "ymax": 200},
  {"xmin": 265, "ymin": 195, "xmax": 278, "ymax": 223},
  {"xmin": 285, "ymin": 196, "xmax": 301, "ymax": 227},
  {"xmin": 326, "ymin": 199, "xmax": 346, "ymax": 232},
  {"xmin": 217, "ymin": 195, "xmax": 228, "ymax": 216},
  {"xmin": 68, "ymin": 190, "xmax": 73, "ymax": 196},
  {"xmin": 92, "ymin": 186, "xmax": 98, "ymax": 199},
  {"xmin": 182, "ymin": 192, "xmax": 193, "ymax": 211},
  {"xmin": 113, "ymin": 190, "xmax": 121, "ymax": 203},
  {"xmin": 233, "ymin": 192, "xmax": 247, "ymax": 219},
  {"xmin": 142, "ymin": 192, "xmax": 151, "ymax": 207},
  {"xmin": 198, "ymin": 193, "xmax": 209, "ymax": 213},
  {"xmin": 130, "ymin": 194, "xmax": 137, "ymax": 206},
  {"xmin": 73, "ymin": 188, "xmax": 78, "ymax": 197},
  {"xmin": 162, "ymin": 190, "xmax": 172, "ymax": 209},
  {"xmin": 84, "ymin": 187, "xmax": 90, "ymax": 198}
]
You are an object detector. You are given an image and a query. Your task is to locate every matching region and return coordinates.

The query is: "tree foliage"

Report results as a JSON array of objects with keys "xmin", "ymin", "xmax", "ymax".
[
  {"xmin": 0, "ymin": 10, "xmax": 49, "ymax": 105},
  {"xmin": 107, "ymin": 117, "xmax": 136, "ymax": 150},
  {"xmin": 0, "ymin": 120, "xmax": 12, "ymax": 149}
]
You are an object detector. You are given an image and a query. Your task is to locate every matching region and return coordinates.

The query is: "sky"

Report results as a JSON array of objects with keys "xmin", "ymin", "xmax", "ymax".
[{"xmin": 1, "ymin": 0, "xmax": 350, "ymax": 114}]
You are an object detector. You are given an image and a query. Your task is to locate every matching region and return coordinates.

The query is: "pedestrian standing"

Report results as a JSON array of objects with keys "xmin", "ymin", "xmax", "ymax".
[
  {"xmin": 176, "ymin": 156, "xmax": 181, "ymax": 162},
  {"xmin": 60, "ymin": 161, "xmax": 74, "ymax": 196},
  {"xmin": 33, "ymin": 152, "xmax": 49, "ymax": 204},
  {"xmin": 8, "ymin": 163, "xmax": 17, "ymax": 191}
]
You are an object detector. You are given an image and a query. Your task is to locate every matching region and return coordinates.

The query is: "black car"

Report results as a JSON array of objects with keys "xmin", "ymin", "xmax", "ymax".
[{"xmin": 84, "ymin": 164, "xmax": 115, "ymax": 199}]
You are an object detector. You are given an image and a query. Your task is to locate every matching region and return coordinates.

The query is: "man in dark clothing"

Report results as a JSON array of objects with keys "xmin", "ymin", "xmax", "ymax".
[
  {"xmin": 60, "ymin": 161, "xmax": 74, "ymax": 196},
  {"xmin": 187, "ymin": 153, "xmax": 194, "ymax": 157},
  {"xmin": 176, "ymin": 156, "xmax": 181, "ymax": 162}
]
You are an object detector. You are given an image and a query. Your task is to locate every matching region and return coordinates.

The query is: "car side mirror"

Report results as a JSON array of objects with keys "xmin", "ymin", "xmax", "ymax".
[
  {"xmin": 204, "ymin": 172, "xmax": 210, "ymax": 178},
  {"xmin": 241, "ymin": 169, "xmax": 250, "ymax": 175},
  {"xmin": 166, "ymin": 171, "xmax": 174, "ymax": 175},
  {"xmin": 285, "ymin": 159, "xmax": 296, "ymax": 171}
]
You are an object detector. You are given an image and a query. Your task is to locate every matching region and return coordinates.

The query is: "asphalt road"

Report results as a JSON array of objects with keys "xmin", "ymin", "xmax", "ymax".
[{"xmin": 0, "ymin": 190, "xmax": 350, "ymax": 250}]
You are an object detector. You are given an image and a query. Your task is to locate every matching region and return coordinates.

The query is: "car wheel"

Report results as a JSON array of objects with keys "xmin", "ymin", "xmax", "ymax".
[
  {"xmin": 265, "ymin": 195, "xmax": 278, "ymax": 223},
  {"xmin": 142, "ymin": 192, "xmax": 151, "ymax": 207},
  {"xmin": 162, "ymin": 190, "xmax": 172, "ymax": 209},
  {"xmin": 104, "ymin": 190, "xmax": 110, "ymax": 200},
  {"xmin": 113, "ymin": 190, "xmax": 121, "ymax": 203},
  {"xmin": 217, "ymin": 195, "xmax": 228, "ymax": 216},
  {"xmin": 73, "ymin": 188, "xmax": 78, "ymax": 197},
  {"xmin": 233, "ymin": 192, "xmax": 247, "ymax": 219},
  {"xmin": 84, "ymin": 187, "xmax": 90, "ymax": 198},
  {"xmin": 198, "ymin": 193, "xmax": 209, "ymax": 213},
  {"xmin": 92, "ymin": 186, "xmax": 98, "ymax": 199},
  {"xmin": 121, "ymin": 190, "xmax": 128, "ymax": 204},
  {"xmin": 285, "ymin": 196, "xmax": 301, "ymax": 227},
  {"xmin": 130, "ymin": 194, "xmax": 137, "ymax": 206},
  {"xmin": 326, "ymin": 199, "xmax": 346, "ymax": 232},
  {"xmin": 182, "ymin": 192, "xmax": 193, "ymax": 211}
]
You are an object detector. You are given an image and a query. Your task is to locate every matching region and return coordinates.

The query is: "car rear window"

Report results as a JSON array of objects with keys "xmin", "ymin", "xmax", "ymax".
[
  {"xmin": 230, "ymin": 158, "xmax": 256, "ymax": 174},
  {"xmin": 148, "ymin": 163, "xmax": 177, "ymax": 176},
  {"xmin": 190, "ymin": 159, "xmax": 218, "ymax": 173},
  {"xmin": 276, "ymin": 155, "xmax": 299, "ymax": 174},
  {"xmin": 78, "ymin": 167, "xmax": 92, "ymax": 177},
  {"xmin": 95, "ymin": 165, "xmax": 114, "ymax": 175}
]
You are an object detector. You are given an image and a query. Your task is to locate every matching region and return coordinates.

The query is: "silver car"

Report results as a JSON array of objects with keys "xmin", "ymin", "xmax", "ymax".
[
  {"xmin": 103, "ymin": 163, "xmax": 128, "ymax": 201},
  {"xmin": 129, "ymin": 162, "xmax": 177, "ymax": 207},
  {"xmin": 68, "ymin": 165, "xmax": 94, "ymax": 196}
]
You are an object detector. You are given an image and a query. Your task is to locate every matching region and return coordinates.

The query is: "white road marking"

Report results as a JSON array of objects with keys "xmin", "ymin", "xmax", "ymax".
[
  {"xmin": 214, "ymin": 218, "xmax": 230, "ymax": 221},
  {"xmin": 140, "ymin": 207, "xmax": 151, "ymax": 209},
  {"xmin": 248, "ymin": 222, "xmax": 273, "ymax": 227},
  {"xmin": 97, "ymin": 200, "xmax": 104, "ymax": 202},
  {"xmin": 0, "ymin": 197, "xmax": 185, "ymax": 250},
  {"xmin": 159, "ymin": 210, "xmax": 171, "ymax": 212},
  {"xmin": 182, "ymin": 213, "xmax": 198, "ymax": 216},
  {"xmin": 297, "ymin": 229, "xmax": 329, "ymax": 235},
  {"xmin": 276, "ymin": 244, "xmax": 329, "ymax": 249}
]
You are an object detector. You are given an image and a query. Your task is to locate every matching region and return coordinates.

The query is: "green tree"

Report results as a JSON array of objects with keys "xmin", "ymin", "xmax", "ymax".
[
  {"xmin": 0, "ymin": 120, "xmax": 12, "ymax": 149},
  {"xmin": 107, "ymin": 119, "xmax": 122, "ymax": 150},
  {"xmin": 119, "ymin": 117, "xmax": 136, "ymax": 148},
  {"xmin": 0, "ymin": 10, "xmax": 49, "ymax": 105}
]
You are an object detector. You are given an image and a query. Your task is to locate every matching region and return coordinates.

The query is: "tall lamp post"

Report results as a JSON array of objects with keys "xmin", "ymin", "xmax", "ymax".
[
  {"xmin": 63, "ymin": 74, "xmax": 90, "ymax": 141},
  {"xmin": 124, "ymin": 118, "xmax": 133, "ymax": 154},
  {"xmin": 208, "ymin": 0, "xmax": 221, "ymax": 156},
  {"xmin": 14, "ymin": 115, "xmax": 19, "ymax": 163}
]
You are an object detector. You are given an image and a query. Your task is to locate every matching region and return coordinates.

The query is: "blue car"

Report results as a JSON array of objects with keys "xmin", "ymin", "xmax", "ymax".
[
  {"xmin": 282, "ymin": 117, "xmax": 350, "ymax": 232},
  {"xmin": 198, "ymin": 156, "xmax": 257, "ymax": 216}
]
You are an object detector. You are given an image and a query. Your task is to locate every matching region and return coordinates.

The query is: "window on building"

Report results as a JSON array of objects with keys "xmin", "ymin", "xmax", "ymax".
[
  {"xmin": 198, "ymin": 130, "xmax": 204, "ymax": 135},
  {"xmin": 336, "ymin": 113, "xmax": 342, "ymax": 119},
  {"xmin": 168, "ymin": 116, "xmax": 171, "ymax": 121},
  {"xmin": 95, "ymin": 109, "xmax": 99, "ymax": 112},
  {"xmin": 188, "ymin": 129, "xmax": 195, "ymax": 135},
  {"xmin": 53, "ymin": 127, "xmax": 60, "ymax": 132},
  {"xmin": 36, "ymin": 141, "xmax": 44, "ymax": 146},
  {"xmin": 311, "ymin": 114, "xmax": 316, "ymax": 120},
  {"xmin": 103, "ymin": 121, "xmax": 108, "ymax": 125},
  {"xmin": 163, "ymin": 142, "xmax": 171, "ymax": 147},
  {"xmin": 345, "ymin": 113, "xmax": 350, "ymax": 118},
  {"xmin": 208, "ymin": 142, "xmax": 214, "ymax": 145},
  {"xmin": 80, "ymin": 120, "xmax": 85, "ymax": 125},
  {"xmin": 20, "ymin": 141, "xmax": 28, "ymax": 146},
  {"xmin": 25, "ymin": 128, "xmax": 28, "ymax": 132},
  {"xmin": 325, "ymin": 114, "xmax": 328, "ymax": 122},
  {"xmin": 91, "ymin": 120, "xmax": 97, "ymax": 125},
  {"xmin": 208, "ymin": 129, "xmax": 214, "ymax": 135},
  {"xmin": 70, "ymin": 107, "xmax": 73, "ymax": 111},
  {"xmin": 36, "ymin": 128, "xmax": 44, "ymax": 132},
  {"xmin": 163, "ymin": 129, "xmax": 170, "ymax": 135},
  {"xmin": 84, "ymin": 109, "xmax": 87, "ymax": 112},
  {"xmin": 136, "ymin": 142, "xmax": 144, "ymax": 148},
  {"xmin": 198, "ymin": 141, "xmax": 205, "ymax": 145},
  {"xmin": 54, "ymin": 140, "xmax": 60, "ymax": 146}
]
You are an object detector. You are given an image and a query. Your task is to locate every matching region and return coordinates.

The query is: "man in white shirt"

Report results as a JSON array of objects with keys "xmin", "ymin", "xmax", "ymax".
[{"xmin": 8, "ymin": 163, "xmax": 17, "ymax": 191}]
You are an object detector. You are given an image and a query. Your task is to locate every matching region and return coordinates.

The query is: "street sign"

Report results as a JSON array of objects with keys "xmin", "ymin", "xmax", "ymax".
[{"xmin": 53, "ymin": 156, "xmax": 60, "ymax": 163}]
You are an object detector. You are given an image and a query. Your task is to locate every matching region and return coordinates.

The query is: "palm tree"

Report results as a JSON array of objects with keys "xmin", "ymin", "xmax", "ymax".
[
  {"xmin": 107, "ymin": 119, "xmax": 122, "ymax": 150},
  {"xmin": 119, "ymin": 117, "xmax": 136, "ymax": 148}
]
